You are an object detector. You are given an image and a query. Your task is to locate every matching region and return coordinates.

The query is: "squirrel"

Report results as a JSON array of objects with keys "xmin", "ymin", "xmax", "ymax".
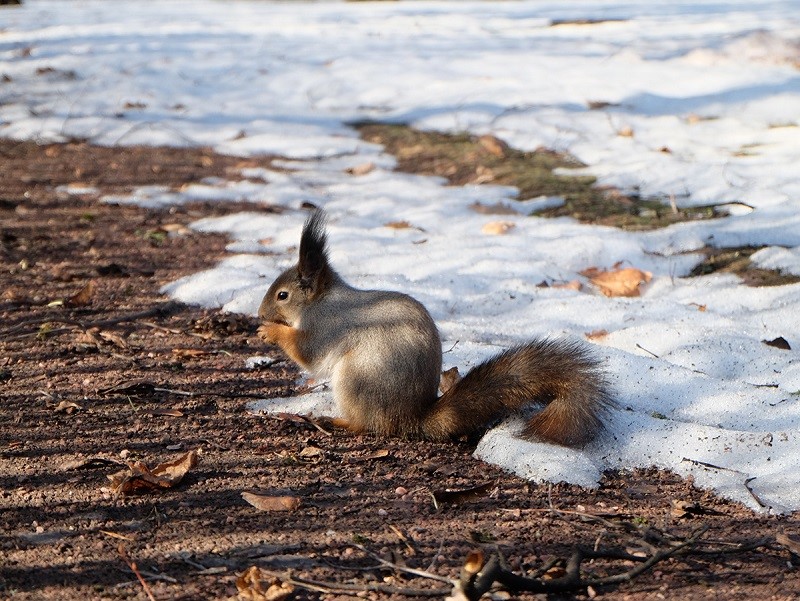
[{"xmin": 257, "ymin": 211, "xmax": 612, "ymax": 446}]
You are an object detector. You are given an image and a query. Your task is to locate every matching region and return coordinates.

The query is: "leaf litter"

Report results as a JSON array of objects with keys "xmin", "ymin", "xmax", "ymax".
[
  {"xmin": 107, "ymin": 450, "xmax": 199, "ymax": 495},
  {"xmin": 2, "ymin": 138, "xmax": 798, "ymax": 601}
]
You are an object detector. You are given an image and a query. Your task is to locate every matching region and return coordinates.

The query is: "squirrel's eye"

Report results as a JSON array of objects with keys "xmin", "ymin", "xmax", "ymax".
[{"xmin": 277, "ymin": 290, "xmax": 289, "ymax": 301}]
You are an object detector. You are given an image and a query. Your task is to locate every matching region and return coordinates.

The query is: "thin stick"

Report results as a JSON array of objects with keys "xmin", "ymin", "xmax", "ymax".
[
  {"xmin": 352, "ymin": 544, "xmax": 456, "ymax": 585},
  {"xmin": 2, "ymin": 302, "xmax": 184, "ymax": 338},
  {"xmin": 257, "ymin": 568, "xmax": 449, "ymax": 597},
  {"xmin": 117, "ymin": 544, "xmax": 157, "ymax": 601}
]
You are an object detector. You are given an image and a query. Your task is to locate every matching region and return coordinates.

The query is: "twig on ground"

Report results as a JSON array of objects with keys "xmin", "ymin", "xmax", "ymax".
[
  {"xmin": 2, "ymin": 301, "xmax": 184, "ymax": 340},
  {"xmin": 352, "ymin": 543, "xmax": 455, "ymax": 584},
  {"xmin": 117, "ymin": 543, "xmax": 157, "ymax": 601},
  {"xmin": 256, "ymin": 568, "xmax": 450, "ymax": 597},
  {"xmin": 681, "ymin": 457, "xmax": 768, "ymax": 510},
  {"xmin": 454, "ymin": 523, "xmax": 772, "ymax": 600},
  {"xmin": 744, "ymin": 477, "xmax": 768, "ymax": 509}
]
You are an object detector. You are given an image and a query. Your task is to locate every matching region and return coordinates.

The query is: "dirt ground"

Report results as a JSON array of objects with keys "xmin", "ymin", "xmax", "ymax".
[{"xmin": 1, "ymin": 138, "xmax": 798, "ymax": 601}]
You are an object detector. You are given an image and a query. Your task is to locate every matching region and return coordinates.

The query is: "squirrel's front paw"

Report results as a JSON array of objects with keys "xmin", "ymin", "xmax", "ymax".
[
  {"xmin": 257, "ymin": 322, "xmax": 287, "ymax": 344},
  {"xmin": 257, "ymin": 322, "xmax": 309, "ymax": 368}
]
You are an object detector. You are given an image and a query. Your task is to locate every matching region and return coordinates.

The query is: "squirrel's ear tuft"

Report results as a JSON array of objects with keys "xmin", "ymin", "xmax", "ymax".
[{"xmin": 298, "ymin": 210, "xmax": 331, "ymax": 293}]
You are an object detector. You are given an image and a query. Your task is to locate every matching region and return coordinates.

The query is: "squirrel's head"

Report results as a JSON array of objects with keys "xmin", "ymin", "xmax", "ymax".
[{"xmin": 258, "ymin": 210, "xmax": 333, "ymax": 327}]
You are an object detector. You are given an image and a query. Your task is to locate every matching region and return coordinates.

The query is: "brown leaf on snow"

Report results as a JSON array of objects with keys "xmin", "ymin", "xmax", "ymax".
[
  {"xmin": 585, "ymin": 329, "xmax": 609, "ymax": 340},
  {"xmin": 763, "ymin": 336, "xmax": 791, "ymax": 350},
  {"xmin": 551, "ymin": 279, "xmax": 582, "ymax": 291},
  {"xmin": 346, "ymin": 162, "xmax": 375, "ymax": 176},
  {"xmin": 481, "ymin": 221, "xmax": 515, "ymax": 235},
  {"xmin": 108, "ymin": 450, "xmax": 199, "ymax": 496},
  {"xmin": 468, "ymin": 201, "xmax": 520, "ymax": 215},
  {"xmin": 236, "ymin": 566, "xmax": 294, "ymax": 601},
  {"xmin": 241, "ymin": 492, "xmax": 301, "ymax": 512},
  {"xmin": 65, "ymin": 280, "xmax": 96, "ymax": 306},
  {"xmin": 384, "ymin": 220, "xmax": 413, "ymax": 230},
  {"xmin": 583, "ymin": 266, "xmax": 652, "ymax": 297}
]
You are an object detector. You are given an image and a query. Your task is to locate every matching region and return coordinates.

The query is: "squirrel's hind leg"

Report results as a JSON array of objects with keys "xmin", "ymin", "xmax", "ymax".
[{"xmin": 315, "ymin": 416, "xmax": 363, "ymax": 434}]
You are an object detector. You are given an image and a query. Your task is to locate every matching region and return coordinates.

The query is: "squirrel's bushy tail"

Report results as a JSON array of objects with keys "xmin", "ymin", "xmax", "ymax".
[{"xmin": 422, "ymin": 339, "xmax": 612, "ymax": 446}]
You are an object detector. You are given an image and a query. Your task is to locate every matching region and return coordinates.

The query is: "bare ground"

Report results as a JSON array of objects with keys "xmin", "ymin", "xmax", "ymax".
[{"xmin": 1, "ymin": 139, "xmax": 798, "ymax": 601}]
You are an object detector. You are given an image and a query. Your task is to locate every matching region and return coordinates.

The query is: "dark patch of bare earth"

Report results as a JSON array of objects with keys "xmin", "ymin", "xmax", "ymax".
[{"xmin": 1, "ymin": 138, "xmax": 798, "ymax": 601}]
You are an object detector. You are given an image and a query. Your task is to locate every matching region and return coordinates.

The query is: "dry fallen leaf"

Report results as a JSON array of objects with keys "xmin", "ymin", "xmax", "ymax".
[
  {"xmin": 160, "ymin": 223, "xmax": 192, "ymax": 236},
  {"xmin": 65, "ymin": 280, "xmax": 96, "ymax": 307},
  {"xmin": 583, "ymin": 266, "xmax": 652, "ymax": 297},
  {"xmin": 585, "ymin": 329, "xmax": 609, "ymax": 340},
  {"xmin": 763, "ymin": 336, "xmax": 791, "ymax": 350},
  {"xmin": 298, "ymin": 445, "xmax": 324, "ymax": 461},
  {"xmin": 363, "ymin": 449, "xmax": 390, "ymax": 460},
  {"xmin": 347, "ymin": 449, "xmax": 390, "ymax": 463},
  {"xmin": 776, "ymin": 532, "xmax": 800, "ymax": 555},
  {"xmin": 468, "ymin": 201, "xmax": 519, "ymax": 215},
  {"xmin": 149, "ymin": 408, "xmax": 184, "ymax": 417},
  {"xmin": 172, "ymin": 348, "xmax": 212, "ymax": 358},
  {"xmin": 478, "ymin": 134, "xmax": 509, "ymax": 158},
  {"xmin": 543, "ymin": 566, "xmax": 568, "ymax": 580},
  {"xmin": 98, "ymin": 330, "xmax": 128, "ymax": 349},
  {"xmin": 237, "ymin": 566, "xmax": 294, "ymax": 601},
  {"xmin": 481, "ymin": 221, "xmax": 515, "ymax": 235},
  {"xmin": 470, "ymin": 164, "xmax": 495, "ymax": 184},
  {"xmin": 670, "ymin": 499, "xmax": 704, "ymax": 518},
  {"xmin": 241, "ymin": 492, "xmax": 301, "ymax": 512},
  {"xmin": 54, "ymin": 400, "xmax": 82, "ymax": 414},
  {"xmin": 432, "ymin": 481, "xmax": 496, "ymax": 507},
  {"xmin": 346, "ymin": 162, "xmax": 375, "ymax": 176},
  {"xmin": 462, "ymin": 549, "xmax": 485, "ymax": 576},
  {"xmin": 108, "ymin": 450, "xmax": 199, "ymax": 495},
  {"xmin": 384, "ymin": 220, "xmax": 412, "ymax": 230},
  {"xmin": 551, "ymin": 279, "xmax": 582, "ymax": 291},
  {"xmin": 439, "ymin": 366, "xmax": 462, "ymax": 394},
  {"xmin": 99, "ymin": 380, "xmax": 157, "ymax": 397}
]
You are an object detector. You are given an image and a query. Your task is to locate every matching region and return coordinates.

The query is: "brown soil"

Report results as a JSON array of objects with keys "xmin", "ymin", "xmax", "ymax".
[
  {"xmin": 354, "ymin": 122, "xmax": 726, "ymax": 232},
  {"xmin": 1, "ymin": 139, "xmax": 798, "ymax": 601}
]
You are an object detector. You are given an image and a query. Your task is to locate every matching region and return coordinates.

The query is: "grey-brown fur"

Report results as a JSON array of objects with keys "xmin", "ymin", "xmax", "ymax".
[{"xmin": 258, "ymin": 211, "xmax": 612, "ymax": 447}]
